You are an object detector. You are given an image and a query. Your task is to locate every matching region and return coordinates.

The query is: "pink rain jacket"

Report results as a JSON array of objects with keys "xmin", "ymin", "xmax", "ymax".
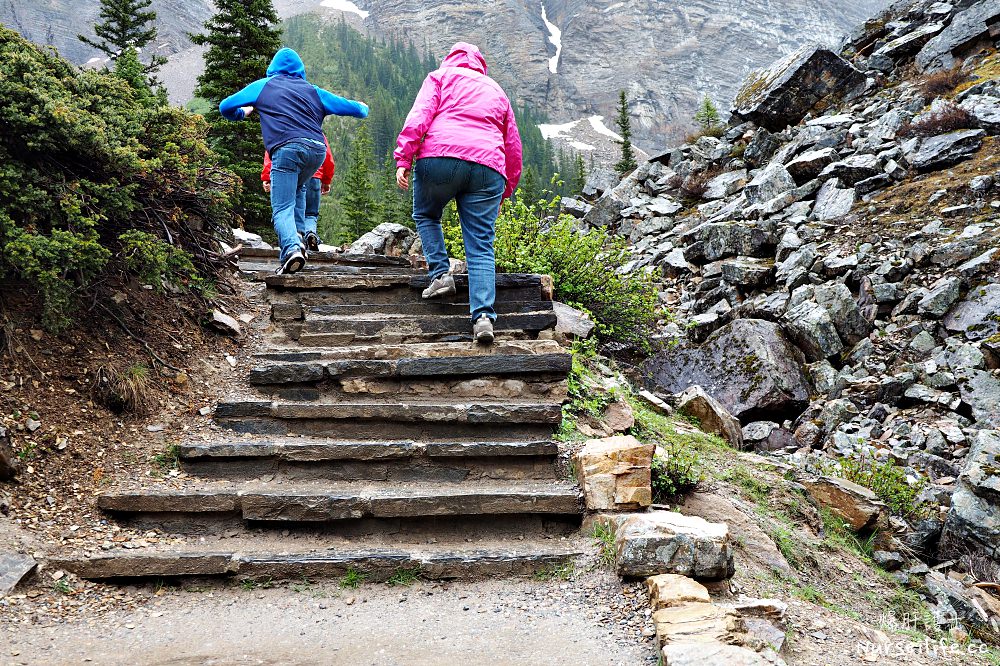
[{"xmin": 394, "ymin": 43, "xmax": 523, "ymax": 199}]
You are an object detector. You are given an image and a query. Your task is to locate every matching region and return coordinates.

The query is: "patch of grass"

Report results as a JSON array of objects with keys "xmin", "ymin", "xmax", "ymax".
[
  {"xmin": 821, "ymin": 509, "xmax": 877, "ymax": 561},
  {"xmin": 899, "ymin": 102, "xmax": 975, "ymax": 138},
  {"xmin": 339, "ymin": 568, "xmax": 366, "ymax": 589},
  {"xmin": 533, "ymin": 562, "xmax": 575, "ymax": 581},
  {"xmin": 883, "ymin": 587, "xmax": 938, "ymax": 637},
  {"xmin": 386, "ymin": 567, "xmax": 420, "ymax": 587},
  {"xmin": 793, "ymin": 584, "xmax": 860, "ymax": 620},
  {"xmin": 92, "ymin": 363, "xmax": 156, "ymax": 415},
  {"xmin": 52, "ymin": 578, "xmax": 74, "ymax": 594},
  {"xmin": 151, "ymin": 444, "xmax": 179, "ymax": 472},
  {"xmin": 592, "ymin": 522, "xmax": 616, "ymax": 568},
  {"xmin": 920, "ymin": 65, "xmax": 967, "ymax": 99},
  {"xmin": 239, "ymin": 577, "xmax": 273, "ymax": 591},
  {"xmin": 769, "ymin": 521, "xmax": 804, "ymax": 570},
  {"xmin": 717, "ymin": 465, "xmax": 771, "ymax": 505}
]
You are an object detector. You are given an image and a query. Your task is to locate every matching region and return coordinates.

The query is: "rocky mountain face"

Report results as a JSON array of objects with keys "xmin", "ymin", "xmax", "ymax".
[
  {"xmin": 579, "ymin": 0, "xmax": 1000, "ymax": 635},
  {"xmin": 361, "ymin": 0, "xmax": 888, "ymax": 149}
]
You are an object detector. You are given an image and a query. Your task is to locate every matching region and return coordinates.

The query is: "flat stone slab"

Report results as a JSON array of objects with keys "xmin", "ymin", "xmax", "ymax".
[
  {"xmin": 178, "ymin": 439, "xmax": 557, "ymax": 462},
  {"xmin": 254, "ymin": 339, "xmax": 565, "ymax": 363},
  {"xmin": 295, "ymin": 312, "xmax": 558, "ymax": 338},
  {"xmin": 0, "ymin": 553, "xmax": 37, "ymax": 596},
  {"xmin": 239, "ymin": 248, "xmax": 413, "ymax": 266},
  {"xmin": 214, "ymin": 400, "xmax": 564, "ymax": 425},
  {"xmin": 53, "ymin": 545, "xmax": 585, "ymax": 581},
  {"xmin": 98, "ymin": 482, "xmax": 583, "ymax": 520},
  {"xmin": 615, "ymin": 511, "xmax": 734, "ymax": 580},
  {"xmin": 267, "ymin": 273, "xmax": 543, "ymax": 292}
]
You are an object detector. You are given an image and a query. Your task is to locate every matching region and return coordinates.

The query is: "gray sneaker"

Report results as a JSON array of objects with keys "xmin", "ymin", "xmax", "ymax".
[
  {"xmin": 422, "ymin": 274, "xmax": 456, "ymax": 299},
  {"xmin": 276, "ymin": 249, "xmax": 305, "ymax": 275},
  {"xmin": 473, "ymin": 314, "xmax": 494, "ymax": 345}
]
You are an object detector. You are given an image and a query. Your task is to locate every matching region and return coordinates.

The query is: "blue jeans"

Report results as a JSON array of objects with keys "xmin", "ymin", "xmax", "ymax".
[
  {"xmin": 270, "ymin": 140, "xmax": 326, "ymax": 260},
  {"xmin": 303, "ymin": 178, "xmax": 322, "ymax": 235},
  {"xmin": 412, "ymin": 157, "xmax": 505, "ymax": 322}
]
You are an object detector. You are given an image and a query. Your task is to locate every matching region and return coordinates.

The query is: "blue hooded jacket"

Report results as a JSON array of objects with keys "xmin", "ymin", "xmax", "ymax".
[{"xmin": 219, "ymin": 48, "xmax": 369, "ymax": 153}]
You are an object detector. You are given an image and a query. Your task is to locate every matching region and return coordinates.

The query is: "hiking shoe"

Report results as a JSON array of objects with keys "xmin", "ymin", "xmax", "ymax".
[
  {"xmin": 422, "ymin": 274, "xmax": 456, "ymax": 299},
  {"xmin": 276, "ymin": 249, "xmax": 306, "ymax": 276},
  {"xmin": 473, "ymin": 314, "xmax": 494, "ymax": 345},
  {"xmin": 303, "ymin": 231, "xmax": 321, "ymax": 253}
]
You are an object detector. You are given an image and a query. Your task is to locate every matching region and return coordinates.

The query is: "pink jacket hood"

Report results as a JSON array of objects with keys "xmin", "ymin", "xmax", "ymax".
[
  {"xmin": 442, "ymin": 42, "xmax": 488, "ymax": 75},
  {"xmin": 394, "ymin": 43, "xmax": 522, "ymax": 199}
]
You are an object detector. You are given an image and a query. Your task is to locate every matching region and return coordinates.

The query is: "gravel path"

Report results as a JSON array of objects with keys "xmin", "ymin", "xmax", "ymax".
[{"xmin": 4, "ymin": 574, "xmax": 656, "ymax": 666}]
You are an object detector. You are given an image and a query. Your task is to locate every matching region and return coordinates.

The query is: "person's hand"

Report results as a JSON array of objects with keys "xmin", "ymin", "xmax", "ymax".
[
  {"xmin": 396, "ymin": 167, "xmax": 410, "ymax": 190},
  {"xmin": 240, "ymin": 106, "xmax": 254, "ymax": 117},
  {"xmin": 263, "ymin": 182, "xmax": 271, "ymax": 193},
  {"xmin": 321, "ymin": 183, "xmax": 331, "ymax": 195}
]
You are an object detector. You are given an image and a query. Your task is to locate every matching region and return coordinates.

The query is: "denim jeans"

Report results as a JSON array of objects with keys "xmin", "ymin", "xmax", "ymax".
[
  {"xmin": 303, "ymin": 177, "xmax": 322, "ymax": 235},
  {"xmin": 270, "ymin": 140, "xmax": 326, "ymax": 260},
  {"xmin": 412, "ymin": 157, "xmax": 505, "ymax": 322}
]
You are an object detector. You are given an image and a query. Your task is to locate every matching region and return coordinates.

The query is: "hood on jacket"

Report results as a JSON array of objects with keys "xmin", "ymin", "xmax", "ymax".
[
  {"xmin": 267, "ymin": 48, "xmax": 306, "ymax": 78},
  {"xmin": 442, "ymin": 42, "xmax": 487, "ymax": 75}
]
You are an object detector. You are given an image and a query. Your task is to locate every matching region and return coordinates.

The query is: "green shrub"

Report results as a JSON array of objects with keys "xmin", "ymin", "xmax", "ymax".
[
  {"xmin": 650, "ymin": 439, "xmax": 702, "ymax": 502},
  {"xmin": 833, "ymin": 453, "xmax": 925, "ymax": 516},
  {"xmin": 0, "ymin": 26, "xmax": 236, "ymax": 331},
  {"xmin": 493, "ymin": 196, "xmax": 660, "ymax": 347},
  {"xmin": 119, "ymin": 230, "xmax": 204, "ymax": 293}
]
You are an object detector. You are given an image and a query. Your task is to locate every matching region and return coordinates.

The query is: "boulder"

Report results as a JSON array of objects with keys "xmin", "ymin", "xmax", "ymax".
[
  {"xmin": 907, "ymin": 130, "xmax": 985, "ymax": 172},
  {"xmin": 603, "ymin": 400, "xmax": 636, "ymax": 433},
  {"xmin": 704, "ymin": 170, "xmax": 748, "ymax": 200},
  {"xmin": 348, "ymin": 223, "xmax": 416, "ymax": 255},
  {"xmin": 561, "ymin": 196, "xmax": 593, "ymax": 218},
  {"xmin": 917, "ymin": 2, "xmax": 1000, "ymax": 71},
  {"xmin": 742, "ymin": 129, "xmax": 780, "ymax": 168},
  {"xmin": 573, "ymin": 435, "xmax": 654, "ymax": 511},
  {"xmin": 552, "ymin": 301, "xmax": 595, "ymax": 339},
  {"xmin": 731, "ymin": 46, "xmax": 865, "ymax": 131},
  {"xmin": 956, "ymin": 369, "xmax": 1000, "ymax": 428},
  {"xmin": 615, "ymin": 510, "xmax": 735, "ymax": 580},
  {"xmin": 790, "ymin": 282, "xmax": 871, "ymax": 347},
  {"xmin": 812, "ymin": 179, "xmax": 855, "ymax": 221},
  {"xmin": 582, "ymin": 168, "xmax": 620, "ymax": 198},
  {"xmin": 940, "ymin": 430, "xmax": 1000, "ymax": 558},
  {"xmin": 661, "ymin": 643, "xmax": 769, "ymax": 666},
  {"xmin": 917, "ymin": 276, "xmax": 963, "ymax": 318},
  {"xmin": 232, "ymin": 227, "xmax": 271, "ymax": 249},
  {"xmin": 0, "ymin": 425, "xmax": 17, "ymax": 481},
  {"xmin": 675, "ymin": 386, "xmax": 745, "ymax": 449},
  {"xmin": 646, "ymin": 573, "xmax": 712, "ymax": 609},
  {"xmin": 960, "ymin": 94, "xmax": 1000, "ymax": 135},
  {"xmin": 800, "ymin": 476, "xmax": 886, "ymax": 532},
  {"xmin": 943, "ymin": 283, "xmax": 1000, "ymax": 340},
  {"xmin": 0, "ymin": 553, "xmax": 36, "ymax": 596},
  {"xmin": 719, "ymin": 258, "xmax": 773, "ymax": 289},
  {"xmin": 208, "ymin": 309, "xmax": 241, "ymax": 337},
  {"xmin": 742, "ymin": 421, "xmax": 796, "ymax": 452},
  {"xmin": 744, "ymin": 163, "xmax": 795, "ymax": 205},
  {"xmin": 680, "ymin": 222, "xmax": 776, "ymax": 263},
  {"xmin": 653, "ymin": 603, "xmax": 745, "ymax": 647},
  {"xmin": 644, "ymin": 319, "xmax": 810, "ymax": 422},
  {"xmin": 819, "ymin": 154, "xmax": 881, "ymax": 187},
  {"xmin": 785, "ymin": 147, "xmax": 837, "ymax": 185},
  {"xmin": 583, "ymin": 171, "xmax": 640, "ymax": 227},
  {"xmin": 868, "ymin": 21, "xmax": 946, "ymax": 72},
  {"xmin": 782, "ymin": 301, "xmax": 845, "ymax": 362}
]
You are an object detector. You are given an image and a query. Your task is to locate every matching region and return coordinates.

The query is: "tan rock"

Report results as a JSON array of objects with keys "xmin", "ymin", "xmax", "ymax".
[
  {"xmin": 603, "ymin": 400, "xmax": 635, "ymax": 433},
  {"xmin": 652, "ymin": 602, "xmax": 745, "ymax": 647},
  {"xmin": 647, "ymin": 574, "xmax": 712, "ymax": 609},
  {"xmin": 573, "ymin": 435, "xmax": 653, "ymax": 511},
  {"xmin": 661, "ymin": 642, "xmax": 769, "ymax": 666},
  {"xmin": 675, "ymin": 386, "xmax": 744, "ymax": 448},
  {"xmin": 800, "ymin": 475, "xmax": 885, "ymax": 532},
  {"xmin": 615, "ymin": 510, "xmax": 734, "ymax": 580}
]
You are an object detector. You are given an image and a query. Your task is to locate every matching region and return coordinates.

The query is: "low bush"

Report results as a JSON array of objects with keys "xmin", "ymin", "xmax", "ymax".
[
  {"xmin": 833, "ymin": 452, "xmax": 925, "ymax": 516},
  {"xmin": 0, "ymin": 27, "xmax": 237, "ymax": 331},
  {"xmin": 493, "ymin": 196, "xmax": 660, "ymax": 348},
  {"xmin": 899, "ymin": 103, "xmax": 975, "ymax": 138},
  {"xmin": 920, "ymin": 66, "xmax": 967, "ymax": 99},
  {"xmin": 651, "ymin": 441, "xmax": 702, "ymax": 501}
]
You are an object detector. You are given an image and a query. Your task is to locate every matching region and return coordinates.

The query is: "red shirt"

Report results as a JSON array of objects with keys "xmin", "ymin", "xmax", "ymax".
[{"xmin": 262, "ymin": 136, "xmax": 335, "ymax": 185}]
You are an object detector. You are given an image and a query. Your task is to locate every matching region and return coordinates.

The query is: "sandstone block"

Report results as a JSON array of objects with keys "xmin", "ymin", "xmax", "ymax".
[
  {"xmin": 647, "ymin": 573, "xmax": 712, "ymax": 609},
  {"xmin": 615, "ymin": 511, "xmax": 734, "ymax": 580},
  {"xmin": 573, "ymin": 435, "xmax": 653, "ymax": 511}
]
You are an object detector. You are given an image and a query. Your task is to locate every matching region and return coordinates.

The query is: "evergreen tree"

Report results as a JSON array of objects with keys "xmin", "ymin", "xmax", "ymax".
[
  {"xmin": 112, "ymin": 46, "xmax": 156, "ymax": 107},
  {"xmin": 375, "ymin": 151, "xmax": 410, "ymax": 228},
  {"xmin": 570, "ymin": 154, "xmax": 587, "ymax": 196},
  {"xmin": 191, "ymin": 0, "xmax": 282, "ymax": 233},
  {"xmin": 614, "ymin": 90, "xmax": 637, "ymax": 175},
  {"xmin": 517, "ymin": 166, "xmax": 541, "ymax": 207},
  {"xmin": 78, "ymin": 0, "xmax": 166, "ymax": 78},
  {"xmin": 695, "ymin": 95, "xmax": 721, "ymax": 131},
  {"xmin": 339, "ymin": 121, "xmax": 378, "ymax": 243}
]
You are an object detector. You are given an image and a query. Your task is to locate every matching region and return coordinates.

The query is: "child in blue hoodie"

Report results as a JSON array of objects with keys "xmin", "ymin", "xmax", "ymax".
[{"xmin": 220, "ymin": 48, "xmax": 369, "ymax": 274}]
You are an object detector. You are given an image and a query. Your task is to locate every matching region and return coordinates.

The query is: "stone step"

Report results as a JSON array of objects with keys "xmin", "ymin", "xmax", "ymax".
[
  {"xmin": 97, "ymin": 481, "xmax": 583, "ymax": 523},
  {"xmin": 271, "ymin": 300, "xmax": 555, "ymax": 322},
  {"xmin": 178, "ymin": 438, "xmax": 560, "ymax": 481},
  {"xmin": 239, "ymin": 249, "xmax": 414, "ymax": 267},
  {"xmin": 52, "ymin": 540, "xmax": 584, "ymax": 581},
  {"xmin": 266, "ymin": 273, "xmax": 549, "ymax": 306},
  {"xmin": 213, "ymin": 399, "xmax": 563, "ymax": 439},
  {"xmin": 253, "ymin": 339, "xmax": 566, "ymax": 363},
  {"xmin": 242, "ymin": 262, "xmax": 421, "ymax": 279},
  {"xmin": 249, "ymin": 352, "xmax": 572, "ymax": 385}
]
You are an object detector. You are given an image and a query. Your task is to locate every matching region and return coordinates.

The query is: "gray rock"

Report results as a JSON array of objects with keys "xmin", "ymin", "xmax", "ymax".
[
  {"xmin": 614, "ymin": 511, "xmax": 735, "ymax": 580},
  {"xmin": 582, "ymin": 168, "xmax": 620, "ymax": 198},
  {"xmin": 232, "ymin": 227, "xmax": 271, "ymax": 249},
  {"xmin": 819, "ymin": 154, "xmax": 881, "ymax": 187},
  {"xmin": 552, "ymin": 302, "xmax": 595, "ymax": 339},
  {"xmin": 969, "ymin": 174, "xmax": 995, "ymax": 196},
  {"xmin": 941, "ymin": 430, "xmax": 1000, "ymax": 558},
  {"xmin": 917, "ymin": 2, "xmax": 1000, "ymax": 71},
  {"xmin": 801, "ymin": 282, "xmax": 871, "ymax": 347},
  {"xmin": 872, "ymin": 550, "xmax": 905, "ymax": 571},
  {"xmin": 675, "ymin": 386, "xmax": 745, "ymax": 448},
  {"xmin": 720, "ymin": 258, "xmax": 774, "ymax": 288},
  {"xmin": 731, "ymin": 46, "xmax": 866, "ymax": 131},
  {"xmin": 960, "ymin": 94, "xmax": 1000, "ymax": 135},
  {"xmin": 644, "ymin": 319, "xmax": 810, "ymax": 421},
  {"xmin": 785, "ymin": 148, "xmax": 837, "ymax": 185},
  {"xmin": 744, "ymin": 163, "xmax": 796, "ymax": 205},
  {"xmin": 742, "ymin": 421, "xmax": 796, "ymax": 452},
  {"xmin": 0, "ymin": 554, "xmax": 36, "ymax": 597},
  {"xmin": 783, "ymin": 301, "xmax": 845, "ymax": 361},
  {"xmin": 868, "ymin": 21, "xmax": 946, "ymax": 72},
  {"xmin": 742, "ymin": 129, "xmax": 781, "ymax": 168},
  {"xmin": 917, "ymin": 276, "xmax": 962, "ymax": 318},
  {"xmin": 908, "ymin": 130, "xmax": 986, "ymax": 172},
  {"xmin": 956, "ymin": 369, "xmax": 1000, "ymax": 428},
  {"xmin": 812, "ymin": 180, "xmax": 856, "ymax": 220},
  {"xmin": 348, "ymin": 222, "xmax": 416, "ymax": 255},
  {"xmin": 942, "ymin": 283, "xmax": 1000, "ymax": 340},
  {"xmin": 561, "ymin": 196, "xmax": 593, "ymax": 218},
  {"xmin": 0, "ymin": 425, "xmax": 16, "ymax": 481},
  {"xmin": 681, "ymin": 222, "xmax": 776, "ymax": 263},
  {"xmin": 209, "ymin": 309, "xmax": 241, "ymax": 337},
  {"xmin": 704, "ymin": 170, "xmax": 748, "ymax": 200}
]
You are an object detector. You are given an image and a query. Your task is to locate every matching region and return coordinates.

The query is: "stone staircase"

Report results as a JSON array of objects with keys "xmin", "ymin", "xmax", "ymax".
[{"xmin": 57, "ymin": 251, "xmax": 585, "ymax": 582}]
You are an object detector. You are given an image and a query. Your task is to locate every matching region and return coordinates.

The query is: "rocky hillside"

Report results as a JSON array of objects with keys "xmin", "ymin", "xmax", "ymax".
[
  {"xmin": 360, "ymin": 0, "xmax": 888, "ymax": 148},
  {"xmin": 579, "ymin": 0, "xmax": 1000, "ymax": 638}
]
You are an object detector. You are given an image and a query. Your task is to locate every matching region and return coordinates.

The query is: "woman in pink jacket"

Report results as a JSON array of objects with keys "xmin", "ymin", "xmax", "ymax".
[{"xmin": 395, "ymin": 42, "xmax": 523, "ymax": 345}]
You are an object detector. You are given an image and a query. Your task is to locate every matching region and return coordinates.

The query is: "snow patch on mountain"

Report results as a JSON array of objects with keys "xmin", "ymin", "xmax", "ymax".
[
  {"xmin": 538, "ymin": 119, "xmax": 580, "ymax": 140},
  {"xmin": 321, "ymin": 0, "xmax": 369, "ymax": 19},
  {"xmin": 539, "ymin": 2, "xmax": 562, "ymax": 74},
  {"xmin": 588, "ymin": 116, "xmax": 623, "ymax": 142}
]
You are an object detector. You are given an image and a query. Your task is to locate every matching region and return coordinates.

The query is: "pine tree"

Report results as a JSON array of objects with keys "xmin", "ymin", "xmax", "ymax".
[
  {"xmin": 517, "ymin": 166, "xmax": 541, "ymax": 208},
  {"xmin": 191, "ymin": 0, "xmax": 282, "ymax": 233},
  {"xmin": 376, "ymin": 151, "xmax": 407, "ymax": 228},
  {"xmin": 570, "ymin": 154, "xmax": 587, "ymax": 196},
  {"xmin": 112, "ymin": 46, "xmax": 156, "ymax": 107},
  {"xmin": 614, "ymin": 90, "xmax": 637, "ymax": 175},
  {"xmin": 695, "ymin": 96, "xmax": 721, "ymax": 131},
  {"xmin": 339, "ymin": 121, "xmax": 378, "ymax": 243},
  {"xmin": 78, "ymin": 0, "xmax": 166, "ymax": 78}
]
